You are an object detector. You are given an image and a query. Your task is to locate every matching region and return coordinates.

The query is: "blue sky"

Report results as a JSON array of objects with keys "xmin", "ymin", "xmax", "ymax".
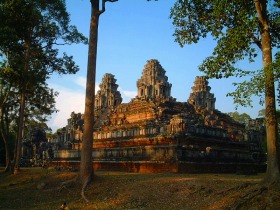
[{"xmin": 47, "ymin": 0, "xmax": 265, "ymax": 132}]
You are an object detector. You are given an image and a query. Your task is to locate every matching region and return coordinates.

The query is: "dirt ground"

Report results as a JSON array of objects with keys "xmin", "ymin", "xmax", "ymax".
[{"xmin": 1, "ymin": 167, "xmax": 280, "ymax": 210}]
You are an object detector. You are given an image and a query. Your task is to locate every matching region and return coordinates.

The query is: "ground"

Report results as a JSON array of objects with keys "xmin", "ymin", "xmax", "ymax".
[{"xmin": 0, "ymin": 167, "xmax": 280, "ymax": 210}]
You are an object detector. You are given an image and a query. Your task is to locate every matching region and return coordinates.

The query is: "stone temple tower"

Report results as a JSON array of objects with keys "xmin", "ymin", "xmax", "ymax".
[
  {"xmin": 188, "ymin": 76, "xmax": 216, "ymax": 110},
  {"xmin": 95, "ymin": 73, "xmax": 122, "ymax": 111},
  {"xmin": 136, "ymin": 59, "xmax": 172, "ymax": 102}
]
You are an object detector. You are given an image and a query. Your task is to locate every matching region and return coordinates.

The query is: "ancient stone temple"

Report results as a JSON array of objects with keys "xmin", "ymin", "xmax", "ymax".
[
  {"xmin": 136, "ymin": 59, "xmax": 173, "ymax": 102},
  {"xmin": 189, "ymin": 76, "xmax": 216, "ymax": 111},
  {"xmin": 95, "ymin": 73, "xmax": 122, "ymax": 115},
  {"xmin": 52, "ymin": 59, "xmax": 266, "ymax": 173}
]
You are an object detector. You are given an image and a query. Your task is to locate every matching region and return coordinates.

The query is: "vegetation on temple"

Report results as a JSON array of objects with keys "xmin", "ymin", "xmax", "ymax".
[
  {"xmin": 227, "ymin": 112, "xmax": 252, "ymax": 125},
  {"xmin": 0, "ymin": 0, "xmax": 87, "ymax": 173},
  {"xmin": 170, "ymin": 0, "xmax": 280, "ymax": 183}
]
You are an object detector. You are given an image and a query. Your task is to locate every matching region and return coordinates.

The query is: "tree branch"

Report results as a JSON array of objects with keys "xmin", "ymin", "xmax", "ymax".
[
  {"xmin": 249, "ymin": 32, "xmax": 262, "ymax": 50},
  {"xmin": 254, "ymin": 0, "xmax": 269, "ymax": 32},
  {"xmin": 99, "ymin": 0, "xmax": 118, "ymax": 15},
  {"xmin": 41, "ymin": 41, "xmax": 73, "ymax": 49}
]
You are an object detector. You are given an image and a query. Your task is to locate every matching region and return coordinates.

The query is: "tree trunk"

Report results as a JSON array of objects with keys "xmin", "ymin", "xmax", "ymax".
[
  {"xmin": 0, "ymin": 109, "xmax": 11, "ymax": 172},
  {"xmin": 3, "ymin": 135, "xmax": 11, "ymax": 172},
  {"xmin": 79, "ymin": 0, "xmax": 100, "ymax": 186},
  {"xmin": 13, "ymin": 81, "xmax": 26, "ymax": 174},
  {"xmin": 256, "ymin": 0, "xmax": 280, "ymax": 182},
  {"xmin": 13, "ymin": 43, "xmax": 30, "ymax": 175},
  {"xmin": 0, "ymin": 81, "xmax": 12, "ymax": 172}
]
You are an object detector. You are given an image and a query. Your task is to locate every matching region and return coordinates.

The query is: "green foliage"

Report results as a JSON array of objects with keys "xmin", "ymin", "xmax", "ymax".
[
  {"xmin": 0, "ymin": 0, "xmax": 88, "ymax": 77},
  {"xmin": 0, "ymin": 0, "xmax": 87, "ymax": 128},
  {"xmin": 170, "ymin": 0, "xmax": 280, "ymax": 107},
  {"xmin": 227, "ymin": 69, "xmax": 265, "ymax": 107},
  {"xmin": 0, "ymin": 0, "xmax": 87, "ymax": 168},
  {"xmin": 258, "ymin": 109, "xmax": 266, "ymax": 118},
  {"xmin": 227, "ymin": 111, "xmax": 252, "ymax": 124}
]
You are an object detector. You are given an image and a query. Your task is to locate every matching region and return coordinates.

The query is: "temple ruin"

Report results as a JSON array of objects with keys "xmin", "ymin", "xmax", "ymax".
[
  {"xmin": 136, "ymin": 59, "xmax": 173, "ymax": 102},
  {"xmin": 189, "ymin": 76, "xmax": 216, "ymax": 111},
  {"xmin": 51, "ymin": 59, "xmax": 266, "ymax": 173},
  {"xmin": 95, "ymin": 73, "xmax": 122, "ymax": 113}
]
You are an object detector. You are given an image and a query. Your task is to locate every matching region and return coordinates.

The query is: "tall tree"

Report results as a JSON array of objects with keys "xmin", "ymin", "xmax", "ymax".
[
  {"xmin": 0, "ymin": 60, "xmax": 19, "ymax": 172},
  {"xmin": 0, "ymin": 59, "xmax": 58, "ymax": 171},
  {"xmin": 79, "ymin": 0, "xmax": 158, "ymax": 201},
  {"xmin": 170, "ymin": 0, "xmax": 280, "ymax": 183},
  {"xmin": 0, "ymin": 0, "xmax": 87, "ymax": 174},
  {"xmin": 79, "ymin": 0, "xmax": 117, "ymax": 202}
]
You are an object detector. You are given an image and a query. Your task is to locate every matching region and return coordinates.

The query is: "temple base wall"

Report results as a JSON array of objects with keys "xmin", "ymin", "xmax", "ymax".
[
  {"xmin": 50, "ymin": 135, "xmax": 266, "ymax": 174},
  {"xmin": 48, "ymin": 160, "xmax": 266, "ymax": 174}
]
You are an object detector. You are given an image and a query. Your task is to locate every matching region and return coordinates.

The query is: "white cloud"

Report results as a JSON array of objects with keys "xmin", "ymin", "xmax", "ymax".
[
  {"xmin": 47, "ymin": 76, "xmax": 100, "ymax": 132},
  {"xmin": 47, "ymin": 79, "xmax": 136, "ymax": 132},
  {"xmin": 118, "ymin": 86, "xmax": 137, "ymax": 103},
  {"xmin": 122, "ymin": 90, "xmax": 137, "ymax": 103},
  {"xmin": 73, "ymin": 76, "xmax": 100, "ymax": 92},
  {"xmin": 95, "ymin": 84, "xmax": 100, "ymax": 93},
  {"xmin": 48, "ymin": 86, "xmax": 85, "ymax": 132},
  {"xmin": 74, "ymin": 76, "xmax": 87, "ymax": 89},
  {"xmin": 123, "ymin": 90, "xmax": 137, "ymax": 98}
]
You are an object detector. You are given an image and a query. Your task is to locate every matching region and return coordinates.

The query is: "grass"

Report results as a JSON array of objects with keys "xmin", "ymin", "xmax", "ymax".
[
  {"xmin": 0, "ymin": 167, "xmax": 279, "ymax": 210},
  {"xmin": 0, "ymin": 167, "xmax": 76, "ymax": 209}
]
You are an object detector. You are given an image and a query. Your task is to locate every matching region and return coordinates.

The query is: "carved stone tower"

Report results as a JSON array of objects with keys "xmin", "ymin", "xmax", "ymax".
[
  {"xmin": 188, "ymin": 76, "xmax": 216, "ymax": 110},
  {"xmin": 136, "ymin": 59, "xmax": 172, "ymax": 102},
  {"xmin": 95, "ymin": 73, "xmax": 122, "ymax": 111}
]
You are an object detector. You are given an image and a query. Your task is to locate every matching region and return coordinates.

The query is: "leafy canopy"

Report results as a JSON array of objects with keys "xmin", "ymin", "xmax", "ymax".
[
  {"xmin": 0, "ymin": 0, "xmax": 88, "ymax": 133},
  {"xmin": 0, "ymin": 0, "xmax": 88, "ymax": 77},
  {"xmin": 170, "ymin": 0, "xmax": 280, "ymax": 107}
]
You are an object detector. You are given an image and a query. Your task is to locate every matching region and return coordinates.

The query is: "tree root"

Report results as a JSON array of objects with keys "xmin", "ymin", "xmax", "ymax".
[
  {"xmin": 59, "ymin": 173, "xmax": 93, "ymax": 203},
  {"xmin": 81, "ymin": 176, "xmax": 91, "ymax": 203},
  {"xmin": 59, "ymin": 176, "xmax": 78, "ymax": 192},
  {"xmin": 59, "ymin": 185, "xmax": 72, "ymax": 193},
  {"xmin": 232, "ymin": 186, "xmax": 268, "ymax": 210},
  {"xmin": 215, "ymin": 182, "xmax": 254, "ymax": 196}
]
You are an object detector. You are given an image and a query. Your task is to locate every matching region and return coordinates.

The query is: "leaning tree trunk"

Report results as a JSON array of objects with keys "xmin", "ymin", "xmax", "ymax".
[
  {"xmin": 256, "ymin": 0, "xmax": 280, "ymax": 183},
  {"xmin": 79, "ymin": 0, "xmax": 100, "ymax": 191}
]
